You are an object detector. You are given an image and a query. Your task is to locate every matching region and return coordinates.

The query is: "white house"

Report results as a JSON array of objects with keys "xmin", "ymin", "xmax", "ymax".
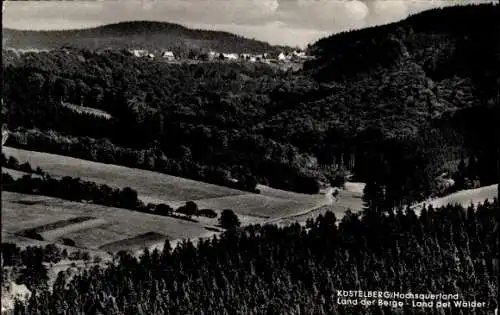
[
  {"xmin": 208, "ymin": 51, "xmax": 218, "ymax": 59},
  {"xmin": 130, "ymin": 49, "xmax": 148, "ymax": 57},
  {"xmin": 162, "ymin": 51, "xmax": 175, "ymax": 61},
  {"xmin": 278, "ymin": 52, "xmax": 287, "ymax": 61},
  {"xmin": 223, "ymin": 53, "xmax": 239, "ymax": 60},
  {"xmin": 291, "ymin": 50, "xmax": 307, "ymax": 60}
]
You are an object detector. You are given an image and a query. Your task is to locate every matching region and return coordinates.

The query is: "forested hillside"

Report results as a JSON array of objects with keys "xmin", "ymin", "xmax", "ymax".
[
  {"xmin": 306, "ymin": 4, "xmax": 499, "ymax": 98},
  {"xmin": 2, "ymin": 4, "xmax": 499, "ymax": 206},
  {"xmin": 4, "ymin": 199, "xmax": 498, "ymax": 314},
  {"xmin": 3, "ymin": 21, "xmax": 287, "ymax": 55}
]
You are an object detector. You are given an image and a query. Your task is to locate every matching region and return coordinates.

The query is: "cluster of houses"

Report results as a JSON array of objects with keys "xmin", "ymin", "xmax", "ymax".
[{"xmin": 127, "ymin": 49, "xmax": 313, "ymax": 63}]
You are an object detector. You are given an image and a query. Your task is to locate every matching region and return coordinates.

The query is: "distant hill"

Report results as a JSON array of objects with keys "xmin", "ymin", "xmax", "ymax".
[{"xmin": 2, "ymin": 21, "xmax": 291, "ymax": 54}]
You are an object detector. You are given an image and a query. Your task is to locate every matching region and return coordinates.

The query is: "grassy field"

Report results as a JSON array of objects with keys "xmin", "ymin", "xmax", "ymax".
[
  {"xmin": 60, "ymin": 102, "xmax": 112, "ymax": 119},
  {"xmin": 18, "ymin": 216, "xmax": 97, "ymax": 234},
  {"xmin": 2, "ymin": 187, "xmax": 336, "ymax": 251},
  {"xmin": 2, "ymin": 191, "xmax": 210, "ymax": 251},
  {"xmin": 99, "ymin": 232, "xmax": 169, "ymax": 253},
  {"xmin": 3, "ymin": 147, "xmax": 336, "ymax": 220},
  {"xmin": 3, "ymin": 146, "xmax": 248, "ymax": 202},
  {"xmin": 413, "ymin": 184, "xmax": 498, "ymax": 213},
  {"xmin": 2, "ymin": 168, "xmax": 41, "ymax": 179},
  {"xmin": 41, "ymin": 219, "xmax": 109, "ymax": 241},
  {"xmin": 168, "ymin": 194, "xmax": 322, "ymax": 219},
  {"xmin": 3, "ymin": 168, "xmax": 28, "ymax": 179},
  {"xmin": 273, "ymin": 183, "xmax": 365, "ymax": 226}
]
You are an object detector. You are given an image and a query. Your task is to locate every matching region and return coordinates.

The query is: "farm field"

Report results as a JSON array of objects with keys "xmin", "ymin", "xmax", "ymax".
[
  {"xmin": 2, "ymin": 186, "xmax": 336, "ymax": 253},
  {"xmin": 413, "ymin": 184, "xmax": 498, "ymax": 213},
  {"xmin": 168, "ymin": 193, "xmax": 328, "ymax": 219},
  {"xmin": 2, "ymin": 191, "xmax": 210, "ymax": 252},
  {"xmin": 274, "ymin": 183, "xmax": 365, "ymax": 226},
  {"xmin": 99, "ymin": 232, "xmax": 170, "ymax": 253},
  {"xmin": 2, "ymin": 168, "xmax": 38, "ymax": 179},
  {"xmin": 3, "ymin": 146, "xmax": 248, "ymax": 202}
]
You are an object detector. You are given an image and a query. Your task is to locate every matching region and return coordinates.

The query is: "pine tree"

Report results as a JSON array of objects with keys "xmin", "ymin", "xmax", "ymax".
[
  {"xmin": 219, "ymin": 209, "xmax": 241, "ymax": 229},
  {"xmin": 363, "ymin": 180, "xmax": 386, "ymax": 215}
]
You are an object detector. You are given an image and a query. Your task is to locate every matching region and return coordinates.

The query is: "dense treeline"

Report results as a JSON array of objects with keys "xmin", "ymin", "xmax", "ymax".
[
  {"xmin": 3, "ymin": 4, "xmax": 499, "ymax": 203},
  {"xmin": 5, "ymin": 129, "xmax": 262, "ymax": 193},
  {"xmin": 0, "ymin": 153, "xmax": 45, "ymax": 176},
  {"xmin": 1, "ymin": 172, "xmax": 143, "ymax": 210},
  {"xmin": 1, "ymin": 171, "xmax": 230, "ymax": 222},
  {"xmin": 9, "ymin": 200, "xmax": 499, "ymax": 314},
  {"xmin": 0, "ymin": 155, "xmax": 231, "ymax": 222}
]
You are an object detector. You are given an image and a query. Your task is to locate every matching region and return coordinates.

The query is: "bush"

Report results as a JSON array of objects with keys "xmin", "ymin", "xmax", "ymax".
[
  {"xmin": 62, "ymin": 238, "xmax": 76, "ymax": 247},
  {"xmin": 19, "ymin": 162, "xmax": 33, "ymax": 173},
  {"xmin": 81, "ymin": 252, "xmax": 91, "ymax": 261},
  {"xmin": 177, "ymin": 201, "xmax": 198, "ymax": 217},
  {"xmin": 35, "ymin": 167, "xmax": 44, "ymax": 175},
  {"xmin": 198, "ymin": 209, "xmax": 218, "ymax": 218},
  {"xmin": 7, "ymin": 156, "xmax": 19, "ymax": 169},
  {"xmin": 22, "ymin": 231, "xmax": 44, "ymax": 241},
  {"xmin": 332, "ymin": 189, "xmax": 340, "ymax": 198},
  {"xmin": 156, "ymin": 203, "xmax": 173, "ymax": 216},
  {"xmin": 43, "ymin": 244, "xmax": 62, "ymax": 264},
  {"xmin": 69, "ymin": 250, "xmax": 85, "ymax": 260}
]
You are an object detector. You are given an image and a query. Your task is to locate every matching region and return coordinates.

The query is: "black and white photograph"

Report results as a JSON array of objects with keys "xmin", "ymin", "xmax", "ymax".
[{"xmin": 1, "ymin": 0, "xmax": 499, "ymax": 314}]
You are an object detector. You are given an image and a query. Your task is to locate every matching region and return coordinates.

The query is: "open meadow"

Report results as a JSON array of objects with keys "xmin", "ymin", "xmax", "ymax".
[
  {"xmin": 412, "ymin": 184, "xmax": 498, "ymax": 213},
  {"xmin": 273, "ymin": 182, "xmax": 366, "ymax": 226},
  {"xmin": 3, "ymin": 146, "xmax": 248, "ymax": 202},
  {"xmin": 2, "ymin": 168, "xmax": 37, "ymax": 179},
  {"xmin": 3, "ymin": 146, "xmax": 337, "ymax": 220}
]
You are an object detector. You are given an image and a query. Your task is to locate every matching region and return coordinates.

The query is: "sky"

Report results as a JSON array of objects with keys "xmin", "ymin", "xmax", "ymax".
[{"xmin": 2, "ymin": 0, "xmax": 496, "ymax": 47}]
